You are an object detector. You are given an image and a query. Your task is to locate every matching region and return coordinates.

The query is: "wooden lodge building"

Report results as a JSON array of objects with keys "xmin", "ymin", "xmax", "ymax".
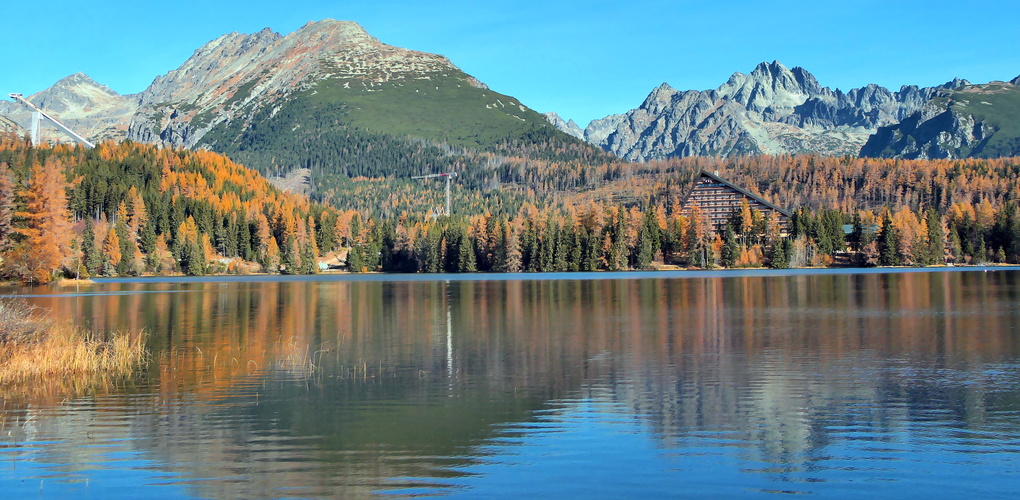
[{"xmin": 681, "ymin": 170, "xmax": 791, "ymax": 235}]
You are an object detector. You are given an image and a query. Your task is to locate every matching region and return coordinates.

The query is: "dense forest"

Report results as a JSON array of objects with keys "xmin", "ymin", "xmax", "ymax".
[
  {"xmin": 0, "ymin": 134, "xmax": 355, "ymax": 282},
  {"xmin": 2, "ymin": 132, "xmax": 1020, "ymax": 283},
  {"xmin": 199, "ymin": 92, "xmax": 619, "ymax": 218}
]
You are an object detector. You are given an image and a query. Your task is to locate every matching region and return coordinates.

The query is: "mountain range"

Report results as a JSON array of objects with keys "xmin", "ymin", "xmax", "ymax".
[
  {"xmin": 546, "ymin": 60, "xmax": 1005, "ymax": 160},
  {"xmin": 2, "ymin": 20, "xmax": 1018, "ymax": 166}
]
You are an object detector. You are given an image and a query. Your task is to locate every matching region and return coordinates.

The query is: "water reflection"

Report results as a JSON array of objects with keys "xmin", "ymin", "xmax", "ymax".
[{"xmin": 2, "ymin": 271, "xmax": 1020, "ymax": 497}]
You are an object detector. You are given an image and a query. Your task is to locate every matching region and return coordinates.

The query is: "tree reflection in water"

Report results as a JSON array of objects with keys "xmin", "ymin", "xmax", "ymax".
[{"xmin": 2, "ymin": 270, "xmax": 1019, "ymax": 497}]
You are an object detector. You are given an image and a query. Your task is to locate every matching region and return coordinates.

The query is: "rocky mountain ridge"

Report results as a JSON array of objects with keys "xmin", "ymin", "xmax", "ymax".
[
  {"xmin": 128, "ymin": 19, "xmax": 485, "ymax": 148},
  {"xmin": 554, "ymin": 61, "xmax": 971, "ymax": 161},
  {"xmin": 860, "ymin": 78, "xmax": 1020, "ymax": 159},
  {"xmin": 542, "ymin": 112, "xmax": 583, "ymax": 139},
  {"xmin": 1, "ymin": 19, "xmax": 505, "ymax": 150},
  {"xmin": 0, "ymin": 73, "xmax": 138, "ymax": 143}
]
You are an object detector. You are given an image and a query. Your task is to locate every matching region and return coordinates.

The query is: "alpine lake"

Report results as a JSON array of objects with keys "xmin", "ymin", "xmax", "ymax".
[{"xmin": 2, "ymin": 268, "xmax": 1020, "ymax": 498}]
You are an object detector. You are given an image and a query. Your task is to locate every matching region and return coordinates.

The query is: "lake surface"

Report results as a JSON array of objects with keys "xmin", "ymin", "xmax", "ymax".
[{"xmin": 2, "ymin": 269, "xmax": 1020, "ymax": 498}]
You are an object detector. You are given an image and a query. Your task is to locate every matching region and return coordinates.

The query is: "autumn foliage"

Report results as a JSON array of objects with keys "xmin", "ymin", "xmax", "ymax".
[
  {"xmin": 2, "ymin": 130, "xmax": 1020, "ymax": 281},
  {"xmin": 0, "ymin": 135, "xmax": 338, "ymax": 281}
]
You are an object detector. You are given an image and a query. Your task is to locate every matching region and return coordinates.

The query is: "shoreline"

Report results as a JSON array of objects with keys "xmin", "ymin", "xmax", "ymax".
[
  {"xmin": 57, "ymin": 264, "xmax": 1020, "ymax": 286},
  {"xmin": 2, "ymin": 264, "xmax": 1014, "ymax": 291}
]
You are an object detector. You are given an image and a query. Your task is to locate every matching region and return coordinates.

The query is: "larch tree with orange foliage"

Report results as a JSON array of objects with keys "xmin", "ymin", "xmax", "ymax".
[
  {"xmin": 0, "ymin": 162, "xmax": 14, "ymax": 253},
  {"xmin": 102, "ymin": 224, "xmax": 122, "ymax": 276},
  {"xmin": 8, "ymin": 158, "xmax": 74, "ymax": 283}
]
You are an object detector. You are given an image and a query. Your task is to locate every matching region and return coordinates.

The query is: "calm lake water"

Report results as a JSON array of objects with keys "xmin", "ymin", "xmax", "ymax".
[{"xmin": 2, "ymin": 268, "xmax": 1020, "ymax": 498}]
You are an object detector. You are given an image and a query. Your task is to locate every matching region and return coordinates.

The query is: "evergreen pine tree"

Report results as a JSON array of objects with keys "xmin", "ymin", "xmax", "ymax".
[
  {"xmin": 301, "ymin": 239, "xmax": 319, "ymax": 274},
  {"xmin": 457, "ymin": 231, "xmax": 477, "ymax": 272},
  {"xmin": 140, "ymin": 220, "xmax": 157, "ymax": 271},
  {"xmin": 82, "ymin": 217, "xmax": 101, "ymax": 276},
  {"xmin": 424, "ymin": 223, "xmax": 443, "ymax": 273},
  {"xmin": 975, "ymin": 236, "xmax": 988, "ymax": 263},
  {"xmin": 281, "ymin": 234, "xmax": 299, "ymax": 274},
  {"xmin": 768, "ymin": 237, "xmax": 789, "ymax": 269},
  {"xmin": 721, "ymin": 225, "xmax": 739, "ymax": 268},
  {"xmin": 636, "ymin": 223, "xmax": 656, "ymax": 270},
  {"xmin": 347, "ymin": 245, "xmax": 364, "ymax": 273},
  {"xmin": 115, "ymin": 215, "xmax": 136, "ymax": 276},
  {"xmin": 185, "ymin": 240, "xmax": 206, "ymax": 276},
  {"xmin": 878, "ymin": 212, "xmax": 901, "ymax": 266}
]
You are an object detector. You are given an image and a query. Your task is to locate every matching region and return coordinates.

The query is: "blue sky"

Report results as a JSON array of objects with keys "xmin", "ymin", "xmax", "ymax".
[{"xmin": 3, "ymin": 0, "xmax": 1018, "ymax": 127}]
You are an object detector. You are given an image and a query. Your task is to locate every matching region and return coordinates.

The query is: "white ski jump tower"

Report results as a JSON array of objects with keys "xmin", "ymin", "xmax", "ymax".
[{"xmin": 7, "ymin": 93, "xmax": 95, "ymax": 149}]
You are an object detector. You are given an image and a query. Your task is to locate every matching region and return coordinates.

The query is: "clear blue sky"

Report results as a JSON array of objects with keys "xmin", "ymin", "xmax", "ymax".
[{"xmin": 3, "ymin": 0, "xmax": 1018, "ymax": 127}]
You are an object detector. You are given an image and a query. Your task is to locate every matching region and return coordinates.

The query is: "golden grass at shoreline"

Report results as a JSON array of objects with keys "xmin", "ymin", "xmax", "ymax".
[
  {"xmin": 0, "ymin": 325, "xmax": 147, "ymax": 385},
  {"xmin": 0, "ymin": 299, "xmax": 148, "ymax": 395}
]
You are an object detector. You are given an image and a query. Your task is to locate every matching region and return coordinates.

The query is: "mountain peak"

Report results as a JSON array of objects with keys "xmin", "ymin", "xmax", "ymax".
[
  {"xmin": 789, "ymin": 66, "xmax": 823, "ymax": 93},
  {"xmin": 293, "ymin": 19, "xmax": 376, "ymax": 45},
  {"xmin": 940, "ymin": 77, "xmax": 970, "ymax": 89},
  {"xmin": 582, "ymin": 61, "xmax": 969, "ymax": 161},
  {"xmin": 52, "ymin": 73, "xmax": 110, "ymax": 92},
  {"xmin": 301, "ymin": 18, "xmax": 365, "ymax": 30},
  {"xmin": 56, "ymin": 72, "xmax": 93, "ymax": 83},
  {"xmin": 750, "ymin": 60, "xmax": 791, "ymax": 79},
  {"xmin": 639, "ymin": 83, "xmax": 680, "ymax": 113},
  {"xmin": 126, "ymin": 19, "xmax": 485, "ymax": 148},
  {"xmin": 715, "ymin": 61, "xmax": 819, "ymax": 115},
  {"xmin": 0, "ymin": 72, "xmax": 137, "ymax": 144},
  {"xmin": 38, "ymin": 73, "xmax": 123, "ymax": 102},
  {"xmin": 542, "ymin": 112, "xmax": 583, "ymax": 139}
]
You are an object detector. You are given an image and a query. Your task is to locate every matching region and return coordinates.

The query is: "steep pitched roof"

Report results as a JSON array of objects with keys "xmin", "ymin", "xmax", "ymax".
[{"xmin": 682, "ymin": 170, "xmax": 792, "ymax": 217}]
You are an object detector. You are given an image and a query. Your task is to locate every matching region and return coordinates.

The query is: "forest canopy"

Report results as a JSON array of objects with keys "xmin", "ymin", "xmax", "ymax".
[{"xmin": 2, "ymin": 132, "xmax": 1019, "ymax": 282}]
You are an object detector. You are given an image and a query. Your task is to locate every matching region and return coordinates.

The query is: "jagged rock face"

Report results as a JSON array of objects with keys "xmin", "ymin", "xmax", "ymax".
[
  {"xmin": 861, "ymin": 81, "xmax": 1020, "ymax": 159},
  {"xmin": 542, "ymin": 112, "xmax": 583, "ymax": 139},
  {"xmin": 860, "ymin": 101, "xmax": 989, "ymax": 159},
  {"xmin": 0, "ymin": 73, "xmax": 138, "ymax": 143},
  {"xmin": 567, "ymin": 60, "xmax": 968, "ymax": 161},
  {"xmin": 583, "ymin": 113, "xmax": 625, "ymax": 146},
  {"xmin": 127, "ymin": 19, "xmax": 480, "ymax": 148}
]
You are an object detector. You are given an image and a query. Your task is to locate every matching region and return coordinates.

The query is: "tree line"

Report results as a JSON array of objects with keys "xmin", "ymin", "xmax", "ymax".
[{"xmin": 2, "ymin": 133, "xmax": 1020, "ymax": 283}]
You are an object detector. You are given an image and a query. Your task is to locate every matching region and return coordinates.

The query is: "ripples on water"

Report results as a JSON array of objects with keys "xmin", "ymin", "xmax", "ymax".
[{"xmin": 2, "ymin": 269, "xmax": 1020, "ymax": 497}]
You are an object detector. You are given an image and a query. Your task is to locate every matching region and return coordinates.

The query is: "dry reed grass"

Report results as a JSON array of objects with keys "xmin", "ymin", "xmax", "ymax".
[{"xmin": 0, "ymin": 299, "xmax": 148, "ymax": 391}]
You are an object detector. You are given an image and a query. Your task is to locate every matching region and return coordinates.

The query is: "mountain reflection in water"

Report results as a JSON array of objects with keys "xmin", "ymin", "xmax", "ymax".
[{"xmin": 2, "ymin": 270, "xmax": 1020, "ymax": 497}]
